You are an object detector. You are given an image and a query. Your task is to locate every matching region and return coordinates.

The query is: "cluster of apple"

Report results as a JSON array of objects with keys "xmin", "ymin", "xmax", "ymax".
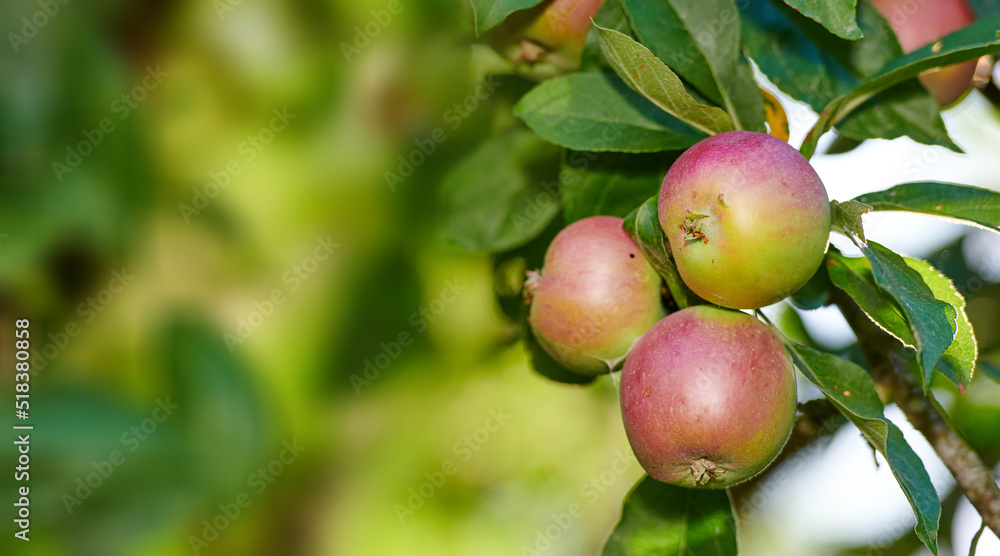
[
  {"xmin": 509, "ymin": 0, "xmax": 979, "ymax": 487},
  {"xmin": 527, "ymin": 132, "xmax": 830, "ymax": 487}
]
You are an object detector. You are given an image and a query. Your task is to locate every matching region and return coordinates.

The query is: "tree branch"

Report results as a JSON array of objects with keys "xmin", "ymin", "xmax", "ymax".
[{"xmin": 833, "ymin": 290, "xmax": 1000, "ymax": 538}]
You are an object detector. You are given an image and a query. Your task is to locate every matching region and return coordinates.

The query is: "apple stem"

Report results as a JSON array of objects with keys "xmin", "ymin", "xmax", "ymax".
[{"xmin": 523, "ymin": 269, "xmax": 542, "ymax": 300}]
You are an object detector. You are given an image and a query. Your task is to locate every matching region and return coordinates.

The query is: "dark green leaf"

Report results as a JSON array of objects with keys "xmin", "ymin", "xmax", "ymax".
[
  {"xmin": 828, "ymin": 249, "xmax": 975, "ymax": 390},
  {"xmin": 969, "ymin": 0, "xmax": 1000, "ymax": 17},
  {"xmin": 562, "ymin": 151, "xmax": 675, "ymax": 223},
  {"xmin": 790, "ymin": 262, "xmax": 834, "ymax": 310},
  {"xmin": 980, "ymin": 361, "xmax": 1000, "ymax": 384},
  {"xmin": 437, "ymin": 129, "xmax": 561, "ymax": 252},
  {"xmin": 515, "ymin": 73, "xmax": 706, "ymax": 152},
  {"xmin": 524, "ymin": 324, "xmax": 597, "ymax": 385},
  {"xmin": 824, "ymin": 134, "xmax": 866, "ymax": 155},
  {"xmin": 858, "ymin": 13, "xmax": 1000, "ymax": 98},
  {"xmin": 623, "ymin": 196, "xmax": 690, "ymax": 309},
  {"xmin": 831, "ymin": 199, "xmax": 873, "ymax": 242},
  {"xmin": 582, "ymin": 0, "xmax": 634, "ymax": 73},
  {"xmin": 621, "ymin": 0, "xmax": 766, "ymax": 131},
  {"xmin": 602, "ymin": 476, "xmax": 738, "ymax": 556},
  {"xmin": 596, "ymin": 25, "xmax": 734, "ymax": 135},
  {"xmin": 854, "ymin": 182, "xmax": 1000, "ymax": 233},
  {"xmin": 787, "ymin": 345, "xmax": 941, "ymax": 554},
  {"xmin": 741, "ymin": 0, "xmax": 956, "ymax": 154},
  {"xmin": 835, "ymin": 80, "xmax": 961, "ymax": 155},
  {"xmin": 801, "ymin": 13, "xmax": 1000, "ymax": 154},
  {"xmin": 740, "ymin": 1, "xmax": 849, "ymax": 111},
  {"xmin": 166, "ymin": 317, "xmax": 270, "ymax": 488},
  {"xmin": 827, "ymin": 249, "xmax": 914, "ymax": 346},
  {"xmin": 470, "ymin": 0, "xmax": 546, "ymax": 35},
  {"xmin": 782, "ymin": 0, "xmax": 862, "ymax": 40},
  {"xmin": 904, "ymin": 256, "xmax": 976, "ymax": 390},
  {"xmin": 859, "ymin": 241, "xmax": 958, "ymax": 392}
]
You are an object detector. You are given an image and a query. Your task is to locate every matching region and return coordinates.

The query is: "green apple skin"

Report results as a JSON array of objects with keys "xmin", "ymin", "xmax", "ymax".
[
  {"xmin": 870, "ymin": 0, "xmax": 977, "ymax": 106},
  {"xmin": 528, "ymin": 216, "xmax": 665, "ymax": 375},
  {"xmin": 658, "ymin": 131, "xmax": 831, "ymax": 310},
  {"xmin": 620, "ymin": 306, "xmax": 796, "ymax": 488}
]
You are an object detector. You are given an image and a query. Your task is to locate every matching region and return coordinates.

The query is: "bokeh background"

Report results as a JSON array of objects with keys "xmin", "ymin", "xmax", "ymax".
[{"xmin": 1, "ymin": 1, "xmax": 1000, "ymax": 555}]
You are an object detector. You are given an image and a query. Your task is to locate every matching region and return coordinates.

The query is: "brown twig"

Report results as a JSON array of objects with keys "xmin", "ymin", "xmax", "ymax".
[{"xmin": 833, "ymin": 290, "xmax": 1000, "ymax": 538}]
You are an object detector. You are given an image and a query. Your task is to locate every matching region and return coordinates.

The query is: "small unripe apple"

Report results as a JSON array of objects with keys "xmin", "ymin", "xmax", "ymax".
[
  {"xmin": 620, "ymin": 306, "xmax": 797, "ymax": 488},
  {"xmin": 527, "ymin": 216, "xmax": 665, "ymax": 375},
  {"xmin": 870, "ymin": 0, "xmax": 977, "ymax": 106},
  {"xmin": 487, "ymin": 0, "xmax": 605, "ymax": 81},
  {"xmin": 658, "ymin": 131, "xmax": 831, "ymax": 310}
]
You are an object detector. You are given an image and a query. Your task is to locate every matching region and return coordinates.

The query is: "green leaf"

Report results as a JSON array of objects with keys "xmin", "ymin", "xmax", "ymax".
[
  {"xmin": 469, "ymin": 0, "xmax": 545, "ymax": 35},
  {"xmin": 827, "ymin": 249, "xmax": 975, "ymax": 390},
  {"xmin": 790, "ymin": 261, "xmax": 834, "ymax": 310},
  {"xmin": 827, "ymin": 249, "xmax": 915, "ymax": 346},
  {"xmin": 980, "ymin": 361, "xmax": 1000, "ymax": 384},
  {"xmin": 782, "ymin": 0, "xmax": 862, "ymax": 40},
  {"xmin": 515, "ymin": 73, "xmax": 706, "ymax": 152},
  {"xmin": 602, "ymin": 476, "xmax": 738, "ymax": 556},
  {"xmin": 742, "ymin": 0, "xmax": 957, "ymax": 154},
  {"xmin": 903, "ymin": 257, "xmax": 976, "ymax": 390},
  {"xmin": 855, "ymin": 241, "xmax": 958, "ymax": 392},
  {"xmin": 621, "ymin": 0, "xmax": 766, "ymax": 132},
  {"xmin": 596, "ymin": 25, "xmax": 734, "ymax": 136},
  {"xmin": 787, "ymin": 345, "xmax": 941, "ymax": 554},
  {"xmin": 836, "ymin": 80, "xmax": 961, "ymax": 155},
  {"xmin": 857, "ymin": 13, "xmax": 1000, "ymax": 98},
  {"xmin": 562, "ymin": 151, "xmax": 676, "ymax": 223},
  {"xmin": 523, "ymin": 323, "xmax": 597, "ymax": 385},
  {"xmin": 801, "ymin": 13, "xmax": 1000, "ymax": 154},
  {"xmin": 583, "ymin": 0, "xmax": 635, "ymax": 72},
  {"xmin": 831, "ymin": 199, "xmax": 873, "ymax": 242},
  {"xmin": 854, "ymin": 182, "xmax": 1000, "ymax": 233},
  {"xmin": 969, "ymin": 0, "xmax": 1000, "ymax": 17},
  {"xmin": 437, "ymin": 129, "xmax": 561, "ymax": 253},
  {"xmin": 166, "ymin": 317, "xmax": 270, "ymax": 488},
  {"xmin": 623, "ymin": 196, "xmax": 690, "ymax": 309},
  {"xmin": 740, "ymin": 1, "xmax": 849, "ymax": 111}
]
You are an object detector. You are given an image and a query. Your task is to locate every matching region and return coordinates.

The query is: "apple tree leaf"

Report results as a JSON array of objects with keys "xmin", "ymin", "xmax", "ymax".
[{"xmin": 602, "ymin": 475, "xmax": 738, "ymax": 556}]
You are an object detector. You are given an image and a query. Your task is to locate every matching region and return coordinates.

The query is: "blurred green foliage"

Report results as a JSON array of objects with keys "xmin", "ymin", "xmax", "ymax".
[{"xmin": 1, "ymin": 1, "xmax": 999, "ymax": 555}]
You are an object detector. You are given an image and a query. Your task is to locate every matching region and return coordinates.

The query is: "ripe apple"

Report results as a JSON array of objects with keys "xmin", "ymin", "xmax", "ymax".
[
  {"xmin": 527, "ymin": 215, "xmax": 665, "ymax": 375},
  {"xmin": 658, "ymin": 131, "xmax": 831, "ymax": 309},
  {"xmin": 620, "ymin": 306, "xmax": 797, "ymax": 488}
]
